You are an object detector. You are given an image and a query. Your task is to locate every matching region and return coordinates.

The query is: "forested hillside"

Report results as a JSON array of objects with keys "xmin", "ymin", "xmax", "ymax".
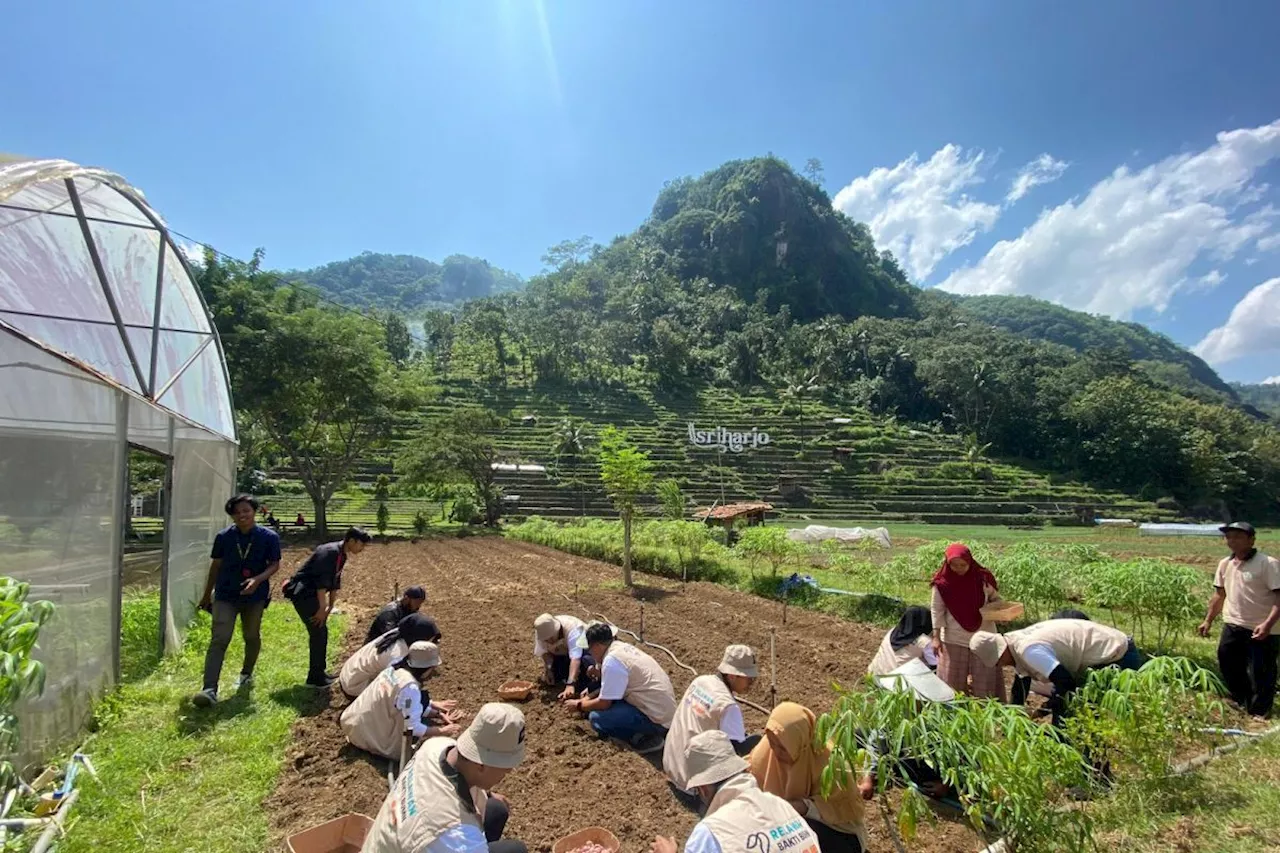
[
  {"xmin": 951, "ymin": 294, "xmax": 1236, "ymax": 402},
  {"xmin": 287, "ymin": 251, "xmax": 523, "ymax": 312},
  {"xmin": 203, "ymin": 156, "xmax": 1280, "ymax": 524},
  {"xmin": 1234, "ymin": 383, "xmax": 1280, "ymax": 417}
]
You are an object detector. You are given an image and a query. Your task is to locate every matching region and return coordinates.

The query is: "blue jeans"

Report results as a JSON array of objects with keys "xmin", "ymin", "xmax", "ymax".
[{"xmin": 589, "ymin": 700, "xmax": 666, "ymax": 740}]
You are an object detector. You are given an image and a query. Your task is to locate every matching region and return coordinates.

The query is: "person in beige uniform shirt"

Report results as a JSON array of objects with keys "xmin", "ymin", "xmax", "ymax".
[
  {"xmin": 1198, "ymin": 522, "xmax": 1280, "ymax": 718},
  {"xmin": 563, "ymin": 622, "xmax": 677, "ymax": 754},
  {"xmin": 869, "ymin": 606, "xmax": 938, "ymax": 676},
  {"xmin": 340, "ymin": 642, "xmax": 462, "ymax": 759},
  {"xmin": 970, "ymin": 619, "xmax": 1141, "ymax": 725},
  {"xmin": 362, "ymin": 703, "xmax": 527, "ymax": 853},
  {"xmin": 664, "ymin": 645, "xmax": 761, "ymax": 796},
  {"xmin": 651, "ymin": 731, "xmax": 817, "ymax": 853},
  {"xmin": 532, "ymin": 613, "xmax": 595, "ymax": 699}
]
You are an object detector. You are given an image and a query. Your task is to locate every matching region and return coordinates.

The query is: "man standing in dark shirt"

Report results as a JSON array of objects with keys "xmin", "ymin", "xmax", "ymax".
[
  {"xmin": 194, "ymin": 494, "xmax": 282, "ymax": 708},
  {"xmin": 366, "ymin": 586, "xmax": 428, "ymax": 644},
  {"xmin": 285, "ymin": 527, "xmax": 373, "ymax": 687}
]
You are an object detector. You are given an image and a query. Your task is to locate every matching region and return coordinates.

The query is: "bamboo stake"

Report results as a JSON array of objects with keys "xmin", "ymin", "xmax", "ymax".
[
  {"xmin": 769, "ymin": 628, "xmax": 778, "ymax": 710},
  {"xmin": 639, "ymin": 603, "xmax": 645, "ymax": 642},
  {"xmin": 29, "ymin": 789, "xmax": 77, "ymax": 853}
]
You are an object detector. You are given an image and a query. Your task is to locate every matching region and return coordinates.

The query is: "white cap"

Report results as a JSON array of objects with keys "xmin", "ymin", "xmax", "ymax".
[
  {"xmin": 457, "ymin": 703, "xmax": 527, "ymax": 769},
  {"xmin": 874, "ymin": 658, "xmax": 955, "ymax": 703},
  {"xmin": 685, "ymin": 730, "xmax": 750, "ymax": 788},
  {"xmin": 717, "ymin": 645, "xmax": 759, "ymax": 679}
]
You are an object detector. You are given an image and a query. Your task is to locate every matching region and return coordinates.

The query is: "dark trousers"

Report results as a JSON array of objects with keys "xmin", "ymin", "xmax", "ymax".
[
  {"xmin": 202, "ymin": 600, "xmax": 265, "ymax": 691},
  {"xmin": 550, "ymin": 653, "xmax": 597, "ymax": 692},
  {"xmin": 1219, "ymin": 624, "xmax": 1280, "ymax": 717},
  {"xmin": 483, "ymin": 796, "xmax": 527, "ymax": 853},
  {"xmin": 292, "ymin": 596, "xmax": 329, "ymax": 683},
  {"xmin": 805, "ymin": 818, "xmax": 863, "ymax": 853}
]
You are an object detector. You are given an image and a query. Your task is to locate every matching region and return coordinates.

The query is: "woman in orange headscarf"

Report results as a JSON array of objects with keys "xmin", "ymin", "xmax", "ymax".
[
  {"xmin": 748, "ymin": 702, "xmax": 867, "ymax": 853},
  {"xmin": 930, "ymin": 543, "xmax": 1005, "ymax": 699}
]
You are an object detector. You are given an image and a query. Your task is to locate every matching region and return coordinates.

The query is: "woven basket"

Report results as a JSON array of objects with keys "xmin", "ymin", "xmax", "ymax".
[
  {"xmin": 552, "ymin": 827, "xmax": 621, "ymax": 853},
  {"xmin": 498, "ymin": 679, "xmax": 535, "ymax": 701}
]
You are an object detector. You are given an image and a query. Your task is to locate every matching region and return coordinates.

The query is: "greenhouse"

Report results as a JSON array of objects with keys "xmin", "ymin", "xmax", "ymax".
[{"xmin": 0, "ymin": 158, "xmax": 237, "ymax": 762}]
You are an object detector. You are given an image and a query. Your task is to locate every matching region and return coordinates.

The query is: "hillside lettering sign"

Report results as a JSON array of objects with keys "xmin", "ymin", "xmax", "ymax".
[{"xmin": 687, "ymin": 423, "xmax": 772, "ymax": 453}]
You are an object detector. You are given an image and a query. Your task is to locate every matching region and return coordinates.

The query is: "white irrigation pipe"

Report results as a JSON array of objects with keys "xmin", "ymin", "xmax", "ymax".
[{"xmin": 29, "ymin": 789, "xmax": 78, "ymax": 853}]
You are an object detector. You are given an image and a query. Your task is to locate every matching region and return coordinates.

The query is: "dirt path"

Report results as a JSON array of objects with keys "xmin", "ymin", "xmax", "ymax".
[{"xmin": 266, "ymin": 538, "xmax": 986, "ymax": 852}]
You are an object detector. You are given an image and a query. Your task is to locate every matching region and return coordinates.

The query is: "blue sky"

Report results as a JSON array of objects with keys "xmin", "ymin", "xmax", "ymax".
[{"xmin": 4, "ymin": 1, "xmax": 1279, "ymax": 383}]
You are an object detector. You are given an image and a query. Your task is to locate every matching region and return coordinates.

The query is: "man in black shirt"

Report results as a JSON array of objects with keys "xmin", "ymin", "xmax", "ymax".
[
  {"xmin": 284, "ymin": 527, "xmax": 373, "ymax": 687},
  {"xmin": 366, "ymin": 586, "xmax": 428, "ymax": 643}
]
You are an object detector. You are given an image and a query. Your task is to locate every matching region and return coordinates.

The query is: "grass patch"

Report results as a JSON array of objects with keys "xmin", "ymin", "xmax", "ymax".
[{"xmin": 63, "ymin": 601, "xmax": 344, "ymax": 853}]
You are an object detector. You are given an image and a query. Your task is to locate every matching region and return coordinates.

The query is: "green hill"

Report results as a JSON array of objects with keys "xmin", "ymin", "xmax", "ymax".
[
  {"xmin": 1233, "ymin": 383, "xmax": 1280, "ymax": 418},
  {"xmin": 287, "ymin": 251, "xmax": 524, "ymax": 313}
]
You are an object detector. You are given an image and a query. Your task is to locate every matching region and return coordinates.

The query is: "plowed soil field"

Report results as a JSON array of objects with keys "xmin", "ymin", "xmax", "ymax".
[{"xmin": 266, "ymin": 537, "xmax": 989, "ymax": 852}]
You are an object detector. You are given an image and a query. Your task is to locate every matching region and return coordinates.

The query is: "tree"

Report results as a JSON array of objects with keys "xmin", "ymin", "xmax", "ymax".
[
  {"xmin": 803, "ymin": 157, "xmax": 825, "ymax": 185},
  {"xmin": 373, "ymin": 473, "xmax": 391, "ymax": 502},
  {"xmin": 736, "ymin": 526, "xmax": 801, "ymax": 579},
  {"xmin": 383, "ymin": 313, "xmax": 415, "ymax": 366},
  {"xmin": 199, "ymin": 253, "xmax": 427, "ymax": 537},
  {"xmin": 376, "ymin": 501, "xmax": 390, "ymax": 537},
  {"xmin": 551, "ymin": 418, "xmax": 592, "ymax": 516},
  {"xmin": 780, "ymin": 372, "xmax": 821, "ymax": 456},
  {"xmin": 541, "ymin": 236, "xmax": 595, "ymax": 271},
  {"xmin": 598, "ymin": 427, "xmax": 654, "ymax": 587},
  {"xmin": 656, "ymin": 479, "xmax": 687, "ymax": 520},
  {"xmin": 397, "ymin": 408, "xmax": 506, "ymax": 526}
]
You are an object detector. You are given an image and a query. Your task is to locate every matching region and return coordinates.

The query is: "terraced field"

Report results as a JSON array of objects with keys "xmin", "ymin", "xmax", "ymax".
[{"xmin": 264, "ymin": 380, "xmax": 1175, "ymax": 528}]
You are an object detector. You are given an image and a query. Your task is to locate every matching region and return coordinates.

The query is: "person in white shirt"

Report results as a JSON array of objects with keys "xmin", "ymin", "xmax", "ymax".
[
  {"xmin": 362, "ymin": 703, "xmax": 528, "ymax": 853},
  {"xmin": 664, "ymin": 645, "xmax": 761, "ymax": 797},
  {"xmin": 868, "ymin": 606, "xmax": 938, "ymax": 676},
  {"xmin": 532, "ymin": 613, "xmax": 595, "ymax": 699},
  {"xmin": 651, "ymin": 731, "xmax": 817, "ymax": 853},
  {"xmin": 340, "ymin": 642, "xmax": 462, "ymax": 759},
  {"xmin": 563, "ymin": 622, "xmax": 677, "ymax": 754},
  {"xmin": 1199, "ymin": 522, "xmax": 1280, "ymax": 718}
]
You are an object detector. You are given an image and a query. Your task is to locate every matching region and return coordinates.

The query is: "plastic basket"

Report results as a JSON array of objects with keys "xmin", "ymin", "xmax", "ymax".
[
  {"xmin": 286, "ymin": 813, "xmax": 374, "ymax": 853},
  {"xmin": 498, "ymin": 679, "xmax": 535, "ymax": 701},
  {"xmin": 552, "ymin": 826, "xmax": 621, "ymax": 853}
]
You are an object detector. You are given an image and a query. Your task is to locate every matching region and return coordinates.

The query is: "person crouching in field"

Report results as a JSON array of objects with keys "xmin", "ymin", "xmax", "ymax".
[
  {"xmin": 533, "ymin": 612, "xmax": 597, "ymax": 698},
  {"xmin": 362, "ymin": 704, "xmax": 529, "ymax": 853},
  {"xmin": 563, "ymin": 622, "xmax": 676, "ymax": 754},
  {"xmin": 367, "ymin": 586, "xmax": 428, "ymax": 643},
  {"xmin": 193, "ymin": 494, "xmax": 282, "ymax": 708},
  {"xmin": 341, "ymin": 613, "xmax": 443, "ymax": 699},
  {"xmin": 340, "ymin": 641, "xmax": 463, "ymax": 760},
  {"xmin": 930, "ymin": 544, "xmax": 1005, "ymax": 699},
  {"xmin": 869, "ymin": 606, "xmax": 937, "ymax": 676},
  {"xmin": 283, "ymin": 526, "xmax": 372, "ymax": 688},
  {"xmin": 970, "ymin": 619, "xmax": 1142, "ymax": 725},
  {"xmin": 664, "ymin": 645, "xmax": 762, "ymax": 802},
  {"xmin": 1199, "ymin": 521, "xmax": 1280, "ymax": 719},
  {"xmin": 651, "ymin": 731, "xmax": 817, "ymax": 853}
]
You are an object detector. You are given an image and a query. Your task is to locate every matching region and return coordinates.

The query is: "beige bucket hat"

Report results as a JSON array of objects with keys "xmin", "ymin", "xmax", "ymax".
[
  {"xmin": 717, "ymin": 644, "xmax": 759, "ymax": 679},
  {"xmin": 969, "ymin": 631, "xmax": 1008, "ymax": 669},
  {"xmin": 685, "ymin": 730, "xmax": 750, "ymax": 789},
  {"xmin": 534, "ymin": 613, "xmax": 560, "ymax": 642},
  {"xmin": 457, "ymin": 703, "xmax": 527, "ymax": 769},
  {"xmin": 406, "ymin": 641, "xmax": 441, "ymax": 669}
]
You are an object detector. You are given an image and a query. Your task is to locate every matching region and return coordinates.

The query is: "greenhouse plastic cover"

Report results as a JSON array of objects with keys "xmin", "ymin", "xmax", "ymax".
[
  {"xmin": 786, "ymin": 525, "xmax": 892, "ymax": 548},
  {"xmin": 0, "ymin": 158, "xmax": 237, "ymax": 764},
  {"xmin": 1138, "ymin": 523, "xmax": 1223, "ymax": 537}
]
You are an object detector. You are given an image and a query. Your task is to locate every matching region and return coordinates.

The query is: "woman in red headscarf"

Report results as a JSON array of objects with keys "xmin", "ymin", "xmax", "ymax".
[{"xmin": 930, "ymin": 543, "xmax": 1006, "ymax": 699}]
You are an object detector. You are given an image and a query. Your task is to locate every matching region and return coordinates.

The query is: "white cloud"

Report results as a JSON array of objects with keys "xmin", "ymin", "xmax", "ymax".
[
  {"xmin": 1194, "ymin": 277, "xmax": 1280, "ymax": 365},
  {"xmin": 1007, "ymin": 154, "xmax": 1068, "ymax": 203},
  {"xmin": 937, "ymin": 119, "xmax": 1280, "ymax": 318},
  {"xmin": 1259, "ymin": 233, "xmax": 1280, "ymax": 252},
  {"xmin": 832, "ymin": 144, "xmax": 1000, "ymax": 281},
  {"xmin": 177, "ymin": 240, "xmax": 206, "ymax": 267},
  {"xmin": 1263, "ymin": 375, "xmax": 1280, "ymax": 385}
]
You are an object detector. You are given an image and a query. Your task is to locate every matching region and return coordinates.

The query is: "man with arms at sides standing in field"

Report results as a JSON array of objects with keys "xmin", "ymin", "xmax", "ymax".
[
  {"xmin": 368, "ymin": 586, "xmax": 429, "ymax": 644},
  {"xmin": 1200, "ymin": 522, "xmax": 1280, "ymax": 720},
  {"xmin": 193, "ymin": 494, "xmax": 282, "ymax": 708}
]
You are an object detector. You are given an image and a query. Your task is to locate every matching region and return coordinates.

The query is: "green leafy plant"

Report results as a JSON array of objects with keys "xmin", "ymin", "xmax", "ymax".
[
  {"xmin": 598, "ymin": 427, "xmax": 654, "ymax": 587},
  {"xmin": 992, "ymin": 542, "xmax": 1070, "ymax": 621},
  {"xmin": 412, "ymin": 510, "xmax": 430, "ymax": 537},
  {"xmin": 1084, "ymin": 559, "xmax": 1206, "ymax": 653},
  {"xmin": 735, "ymin": 526, "xmax": 802, "ymax": 579},
  {"xmin": 665, "ymin": 520, "xmax": 714, "ymax": 581},
  {"xmin": 656, "ymin": 479, "xmax": 687, "ymax": 521},
  {"xmin": 373, "ymin": 473, "xmax": 391, "ymax": 502},
  {"xmin": 376, "ymin": 501, "xmax": 390, "ymax": 536},
  {"xmin": 819, "ymin": 681, "xmax": 1092, "ymax": 852},
  {"xmin": 0, "ymin": 578, "xmax": 54, "ymax": 791}
]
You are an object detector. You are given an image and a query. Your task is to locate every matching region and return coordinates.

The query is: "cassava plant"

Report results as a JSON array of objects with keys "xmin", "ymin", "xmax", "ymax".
[
  {"xmin": 1083, "ymin": 559, "xmax": 1205, "ymax": 653},
  {"xmin": 819, "ymin": 682, "xmax": 1093, "ymax": 852},
  {"xmin": 0, "ymin": 578, "xmax": 54, "ymax": 791}
]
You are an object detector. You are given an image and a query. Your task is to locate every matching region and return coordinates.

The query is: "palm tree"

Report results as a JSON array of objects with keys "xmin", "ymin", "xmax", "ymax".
[
  {"xmin": 552, "ymin": 418, "xmax": 592, "ymax": 516},
  {"xmin": 781, "ymin": 373, "xmax": 821, "ymax": 457},
  {"xmin": 963, "ymin": 435, "xmax": 993, "ymax": 477}
]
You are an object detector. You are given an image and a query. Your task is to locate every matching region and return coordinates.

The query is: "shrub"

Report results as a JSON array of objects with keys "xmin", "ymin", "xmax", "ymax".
[
  {"xmin": 882, "ymin": 467, "xmax": 917, "ymax": 484},
  {"xmin": 992, "ymin": 543, "xmax": 1070, "ymax": 621},
  {"xmin": 412, "ymin": 510, "xmax": 431, "ymax": 537},
  {"xmin": 0, "ymin": 578, "xmax": 54, "ymax": 790},
  {"xmin": 656, "ymin": 479, "xmax": 687, "ymax": 520},
  {"xmin": 1084, "ymin": 559, "xmax": 1207, "ymax": 652},
  {"xmin": 735, "ymin": 526, "xmax": 803, "ymax": 578}
]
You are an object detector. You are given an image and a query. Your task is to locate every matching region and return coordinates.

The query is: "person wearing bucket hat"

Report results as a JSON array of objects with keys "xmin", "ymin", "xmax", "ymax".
[
  {"xmin": 564, "ymin": 622, "xmax": 677, "ymax": 755},
  {"xmin": 340, "ymin": 642, "xmax": 463, "ymax": 760},
  {"xmin": 970, "ymin": 618, "xmax": 1142, "ymax": 725},
  {"xmin": 363, "ymin": 703, "xmax": 528, "ymax": 853},
  {"xmin": 651, "ymin": 730, "xmax": 816, "ymax": 853},
  {"xmin": 1200, "ymin": 522, "xmax": 1280, "ymax": 718},
  {"xmin": 664, "ymin": 645, "xmax": 763, "ymax": 796},
  {"xmin": 531, "ymin": 612, "xmax": 596, "ymax": 699}
]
